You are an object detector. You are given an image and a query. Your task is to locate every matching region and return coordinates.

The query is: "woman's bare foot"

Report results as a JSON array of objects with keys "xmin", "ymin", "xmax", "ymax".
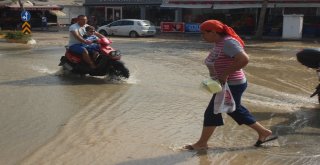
[
  {"xmin": 248, "ymin": 122, "xmax": 275, "ymax": 142},
  {"xmin": 255, "ymin": 129, "xmax": 278, "ymax": 147},
  {"xmin": 258, "ymin": 129, "xmax": 272, "ymax": 141},
  {"xmin": 183, "ymin": 143, "xmax": 208, "ymax": 150}
]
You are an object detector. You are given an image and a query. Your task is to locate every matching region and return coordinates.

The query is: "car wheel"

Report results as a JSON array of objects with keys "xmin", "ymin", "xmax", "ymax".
[
  {"xmin": 129, "ymin": 31, "xmax": 138, "ymax": 38},
  {"xmin": 99, "ymin": 30, "xmax": 108, "ymax": 36}
]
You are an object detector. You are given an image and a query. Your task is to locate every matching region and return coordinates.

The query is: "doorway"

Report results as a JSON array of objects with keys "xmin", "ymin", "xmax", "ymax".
[{"xmin": 105, "ymin": 7, "xmax": 122, "ymax": 23}]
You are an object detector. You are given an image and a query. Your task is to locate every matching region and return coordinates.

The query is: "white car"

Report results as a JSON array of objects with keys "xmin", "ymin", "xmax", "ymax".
[{"xmin": 97, "ymin": 19, "xmax": 156, "ymax": 37}]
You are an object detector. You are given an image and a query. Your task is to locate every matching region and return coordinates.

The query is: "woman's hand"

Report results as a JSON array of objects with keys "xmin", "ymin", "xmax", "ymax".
[{"xmin": 218, "ymin": 74, "xmax": 228, "ymax": 85}]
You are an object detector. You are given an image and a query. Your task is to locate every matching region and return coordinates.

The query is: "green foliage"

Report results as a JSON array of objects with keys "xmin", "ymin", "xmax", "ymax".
[{"xmin": 5, "ymin": 31, "xmax": 31, "ymax": 42}]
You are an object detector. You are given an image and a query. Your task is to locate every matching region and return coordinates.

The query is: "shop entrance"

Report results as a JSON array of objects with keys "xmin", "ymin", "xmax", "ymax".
[{"xmin": 105, "ymin": 7, "xmax": 122, "ymax": 23}]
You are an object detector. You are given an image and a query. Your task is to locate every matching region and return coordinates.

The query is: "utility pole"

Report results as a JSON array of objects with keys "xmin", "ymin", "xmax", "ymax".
[{"xmin": 254, "ymin": 0, "xmax": 268, "ymax": 39}]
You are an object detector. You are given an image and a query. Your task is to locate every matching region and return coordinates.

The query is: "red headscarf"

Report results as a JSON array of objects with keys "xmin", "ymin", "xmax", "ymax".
[{"xmin": 200, "ymin": 20, "xmax": 245, "ymax": 47}]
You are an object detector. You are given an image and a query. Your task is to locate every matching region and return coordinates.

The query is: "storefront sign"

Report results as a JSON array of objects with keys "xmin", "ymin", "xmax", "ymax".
[
  {"xmin": 185, "ymin": 23, "xmax": 200, "ymax": 33},
  {"xmin": 86, "ymin": 0, "xmax": 162, "ymax": 5},
  {"xmin": 160, "ymin": 22, "xmax": 185, "ymax": 33}
]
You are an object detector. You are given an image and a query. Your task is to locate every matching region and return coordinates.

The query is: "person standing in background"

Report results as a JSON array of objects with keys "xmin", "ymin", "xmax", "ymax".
[{"xmin": 41, "ymin": 15, "xmax": 48, "ymax": 31}]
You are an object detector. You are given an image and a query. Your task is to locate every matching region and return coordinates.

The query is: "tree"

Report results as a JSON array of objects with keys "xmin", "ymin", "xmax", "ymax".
[
  {"xmin": 11, "ymin": 0, "xmax": 24, "ymax": 11},
  {"xmin": 254, "ymin": 0, "xmax": 268, "ymax": 39},
  {"xmin": 18, "ymin": 0, "xmax": 24, "ymax": 10}
]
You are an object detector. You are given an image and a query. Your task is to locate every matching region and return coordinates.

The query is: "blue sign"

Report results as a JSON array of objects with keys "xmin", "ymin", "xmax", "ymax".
[
  {"xmin": 185, "ymin": 23, "xmax": 200, "ymax": 33},
  {"xmin": 21, "ymin": 10, "xmax": 31, "ymax": 22}
]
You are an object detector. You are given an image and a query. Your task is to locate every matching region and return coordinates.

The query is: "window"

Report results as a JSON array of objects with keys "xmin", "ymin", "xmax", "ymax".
[
  {"xmin": 110, "ymin": 21, "xmax": 121, "ymax": 27},
  {"xmin": 122, "ymin": 21, "xmax": 134, "ymax": 26}
]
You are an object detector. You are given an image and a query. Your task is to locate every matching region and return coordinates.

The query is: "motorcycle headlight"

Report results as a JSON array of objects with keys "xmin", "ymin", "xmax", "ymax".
[
  {"xmin": 110, "ymin": 51, "xmax": 116, "ymax": 56},
  {"xmin": 110, "ymin": 50, "xmax": 121, "ymax": 57}
]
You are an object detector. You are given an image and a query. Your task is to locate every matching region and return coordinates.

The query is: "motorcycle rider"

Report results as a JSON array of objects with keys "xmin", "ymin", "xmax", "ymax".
[{"xmin": 68, "ymin": 15, "xmax": 96, "ymax": 69}]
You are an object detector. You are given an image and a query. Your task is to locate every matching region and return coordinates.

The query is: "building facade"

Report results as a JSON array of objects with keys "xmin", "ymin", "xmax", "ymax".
[
  {"xmin": 0, "ymin": 0, "xmax": 84, "ymax": 30},
  {"xmin": 160, "ymin": 0, "xmax": 320, "ymax": 36},
  {"xmin": 84, "ymin": 0, "xmax": 175, "ymax": 26},
  {"xmin": 0, "ymin": 1, "xmax": 63, "ymax": 29}
]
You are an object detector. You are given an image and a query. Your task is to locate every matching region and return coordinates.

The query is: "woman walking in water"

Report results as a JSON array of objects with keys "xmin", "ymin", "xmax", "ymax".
[{"xmin": 184, "ymin": 20, "xmax": 278, "ymax": 150}]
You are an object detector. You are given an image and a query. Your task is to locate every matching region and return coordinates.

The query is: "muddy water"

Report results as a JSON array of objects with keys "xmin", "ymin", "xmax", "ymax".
[{"xmin": 0, "ymin": 37, "xmax": 320, "ymax": 165}]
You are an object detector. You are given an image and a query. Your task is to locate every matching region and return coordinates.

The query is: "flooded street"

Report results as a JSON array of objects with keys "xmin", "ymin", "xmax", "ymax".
[{"xmin": 1, "ymin": 35, "xmax": 320, "ymax": 165}]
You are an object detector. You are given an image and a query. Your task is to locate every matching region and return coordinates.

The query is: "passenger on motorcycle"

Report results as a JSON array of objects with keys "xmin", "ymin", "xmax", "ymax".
[
  {"xmin": 83, "ymin": 25, "xmax": 104, "ymax": 61},
  {"xmin": 68, "ymin": 15, "xmax": 97, "ymax": 69}
]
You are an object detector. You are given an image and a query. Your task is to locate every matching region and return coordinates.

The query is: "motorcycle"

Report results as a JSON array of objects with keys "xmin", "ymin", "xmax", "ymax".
[
  {"xmin": 59, "ymin": 37, "xmax": 130, "ymax": 79},
  {"xmin": 296, "ymin": 48, "xmax": 320, "ymax": 103}
]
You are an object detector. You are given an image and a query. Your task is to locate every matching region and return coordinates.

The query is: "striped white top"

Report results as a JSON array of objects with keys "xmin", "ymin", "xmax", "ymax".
[{"xmin": 205, "ymin": 36, "xmax": 246, "ymax": 85}]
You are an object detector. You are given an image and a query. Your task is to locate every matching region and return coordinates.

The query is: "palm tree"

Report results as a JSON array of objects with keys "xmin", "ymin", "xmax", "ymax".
[{"xmin": 254, "ymin": 0, "xmax": 268, "ymax": 39}]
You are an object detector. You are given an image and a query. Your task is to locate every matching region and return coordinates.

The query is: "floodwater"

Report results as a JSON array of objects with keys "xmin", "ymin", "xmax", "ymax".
[{"xmin": 0, "ymin": 36, "xmax": 320, "ymax": 165}]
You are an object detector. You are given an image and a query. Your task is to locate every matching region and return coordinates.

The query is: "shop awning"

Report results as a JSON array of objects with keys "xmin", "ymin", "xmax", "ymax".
[
  {"xmin": 7, "ymin": 5, "xmax": 62, "ymax": 11},
  {"xmin": 213, "ymin": 3, "xmax": 320, "ymax": 9},
  {"xmin": 6, "ymin": 1, "xmax": 62, "ymax": 11},
  {"xmin": 49, "ymin": 10, "xmax": 66, "ymax": 17},
  {"xmin": 161, "ymin": 3, "xmax": 212, "ymax": 8},
  {"xmin": 162, "ymin": 0, "xmax": 320, "ymax": 9},
  {"xmin": 275, "ymin": 3, "xmax": 320, "ymax": 7},
  {"xmin": 212, "ymin": 4, "xmax": 261, "ymax": 9},
  {"xmin": 167, "ymin": 0, "xmax": 320, "ymax": 3}
]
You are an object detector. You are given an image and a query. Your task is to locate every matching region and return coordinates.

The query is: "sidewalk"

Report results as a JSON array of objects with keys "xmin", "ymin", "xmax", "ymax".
[
  {"xmin": 0, "ymin": 31, "xmax": 69, "ymax": 50},
  {"xmin": 1, "ymin": 30, "xmax": 319, "ymax": 50}
]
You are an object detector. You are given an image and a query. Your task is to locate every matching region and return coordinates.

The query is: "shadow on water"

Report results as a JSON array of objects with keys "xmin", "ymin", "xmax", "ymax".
[
  {"xmin": 115, "ymin": 152, "xmax": 190, "ymax": 165},
  {"xmin": 115, "ymin": 146, "xmax": 257, "ymax": 165},
  {"xmin": 252, "ymin": 107, "xmax": 320, "ymax": 138},
  {"xmin": 115, "ymin": 109, "xmax": 320, "ymax": 165},
  {"xmin": 0, "ymin": 74, "xmax": 121, "ymax": 86}
]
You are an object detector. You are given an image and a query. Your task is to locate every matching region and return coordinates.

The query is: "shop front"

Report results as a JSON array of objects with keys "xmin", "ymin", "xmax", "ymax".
[
  {"xmin": 84, "ymin": 0, "xmax": 173, "ymax": 26},
  {"xmin": 0, "ymin": 3, "xmax": 63, "ymax": 30},
  {"xmin": 160, "ymin": 0, "xmax": 320, "ymax": 36}
]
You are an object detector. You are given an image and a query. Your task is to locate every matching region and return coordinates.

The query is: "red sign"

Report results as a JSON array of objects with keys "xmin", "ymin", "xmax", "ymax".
[{"xmin": 160, "ymin": 22, "xmax": 185, "ymax": 33}]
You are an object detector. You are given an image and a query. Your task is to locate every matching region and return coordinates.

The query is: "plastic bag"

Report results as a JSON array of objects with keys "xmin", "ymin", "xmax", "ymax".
[
  {"xmin": 202, "ymin": 78, "xmax": 222, "ymax": 94},
  {"xmin": 213, "ymin": 83, "xmax": 236, "ymax": 114}
]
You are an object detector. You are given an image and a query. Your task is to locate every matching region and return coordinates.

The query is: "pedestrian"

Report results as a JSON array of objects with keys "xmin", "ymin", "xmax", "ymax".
[
  {"xmin": 184, "ymin": 20, "xmax": 278, "ymax": 150},
  {"xmin": 41, "ymin": 15, "xmax": 48, "ymax": 31}
]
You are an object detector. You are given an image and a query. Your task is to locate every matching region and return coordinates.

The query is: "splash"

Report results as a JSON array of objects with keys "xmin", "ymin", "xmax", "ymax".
[
  {"xmin": 31, "ymin": 65, "xmax": 57, "ymax": 75},
  {"xmin": 125, "ymin": 74, "xmax": 139, "ymax": 84}
]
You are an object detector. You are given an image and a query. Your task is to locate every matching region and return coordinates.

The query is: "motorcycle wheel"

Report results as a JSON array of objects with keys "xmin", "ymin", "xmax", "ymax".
[{"xmin": 109, "ymin": 60, "xmax": 130, "ymax": 78}]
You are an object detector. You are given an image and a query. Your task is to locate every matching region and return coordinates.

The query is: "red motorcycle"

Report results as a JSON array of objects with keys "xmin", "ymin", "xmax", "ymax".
[
  {"xmin": 296, "ymin": 48, "xmax": 320, "ymax": 103},
  {"xmin": 59, "ymin": 37, "xmax": 129, "ymax": 78}
]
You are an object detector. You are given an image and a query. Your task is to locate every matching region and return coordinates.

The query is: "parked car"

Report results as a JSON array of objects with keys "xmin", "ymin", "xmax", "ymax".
[{"xmin": 97, "ymin": 19, "xmax": 156, "ymax": 38}]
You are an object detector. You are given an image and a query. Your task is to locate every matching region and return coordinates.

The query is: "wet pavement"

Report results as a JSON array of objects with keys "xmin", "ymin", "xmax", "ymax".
[{"xmin": 0, "ymin": 32, "xmax": 320, "ymax": 165}]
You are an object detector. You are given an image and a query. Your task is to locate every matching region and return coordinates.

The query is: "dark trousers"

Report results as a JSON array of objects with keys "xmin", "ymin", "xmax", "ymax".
[{"xmin": 203, "ymin": 82, "xmax": 256, "ymax": 126}]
